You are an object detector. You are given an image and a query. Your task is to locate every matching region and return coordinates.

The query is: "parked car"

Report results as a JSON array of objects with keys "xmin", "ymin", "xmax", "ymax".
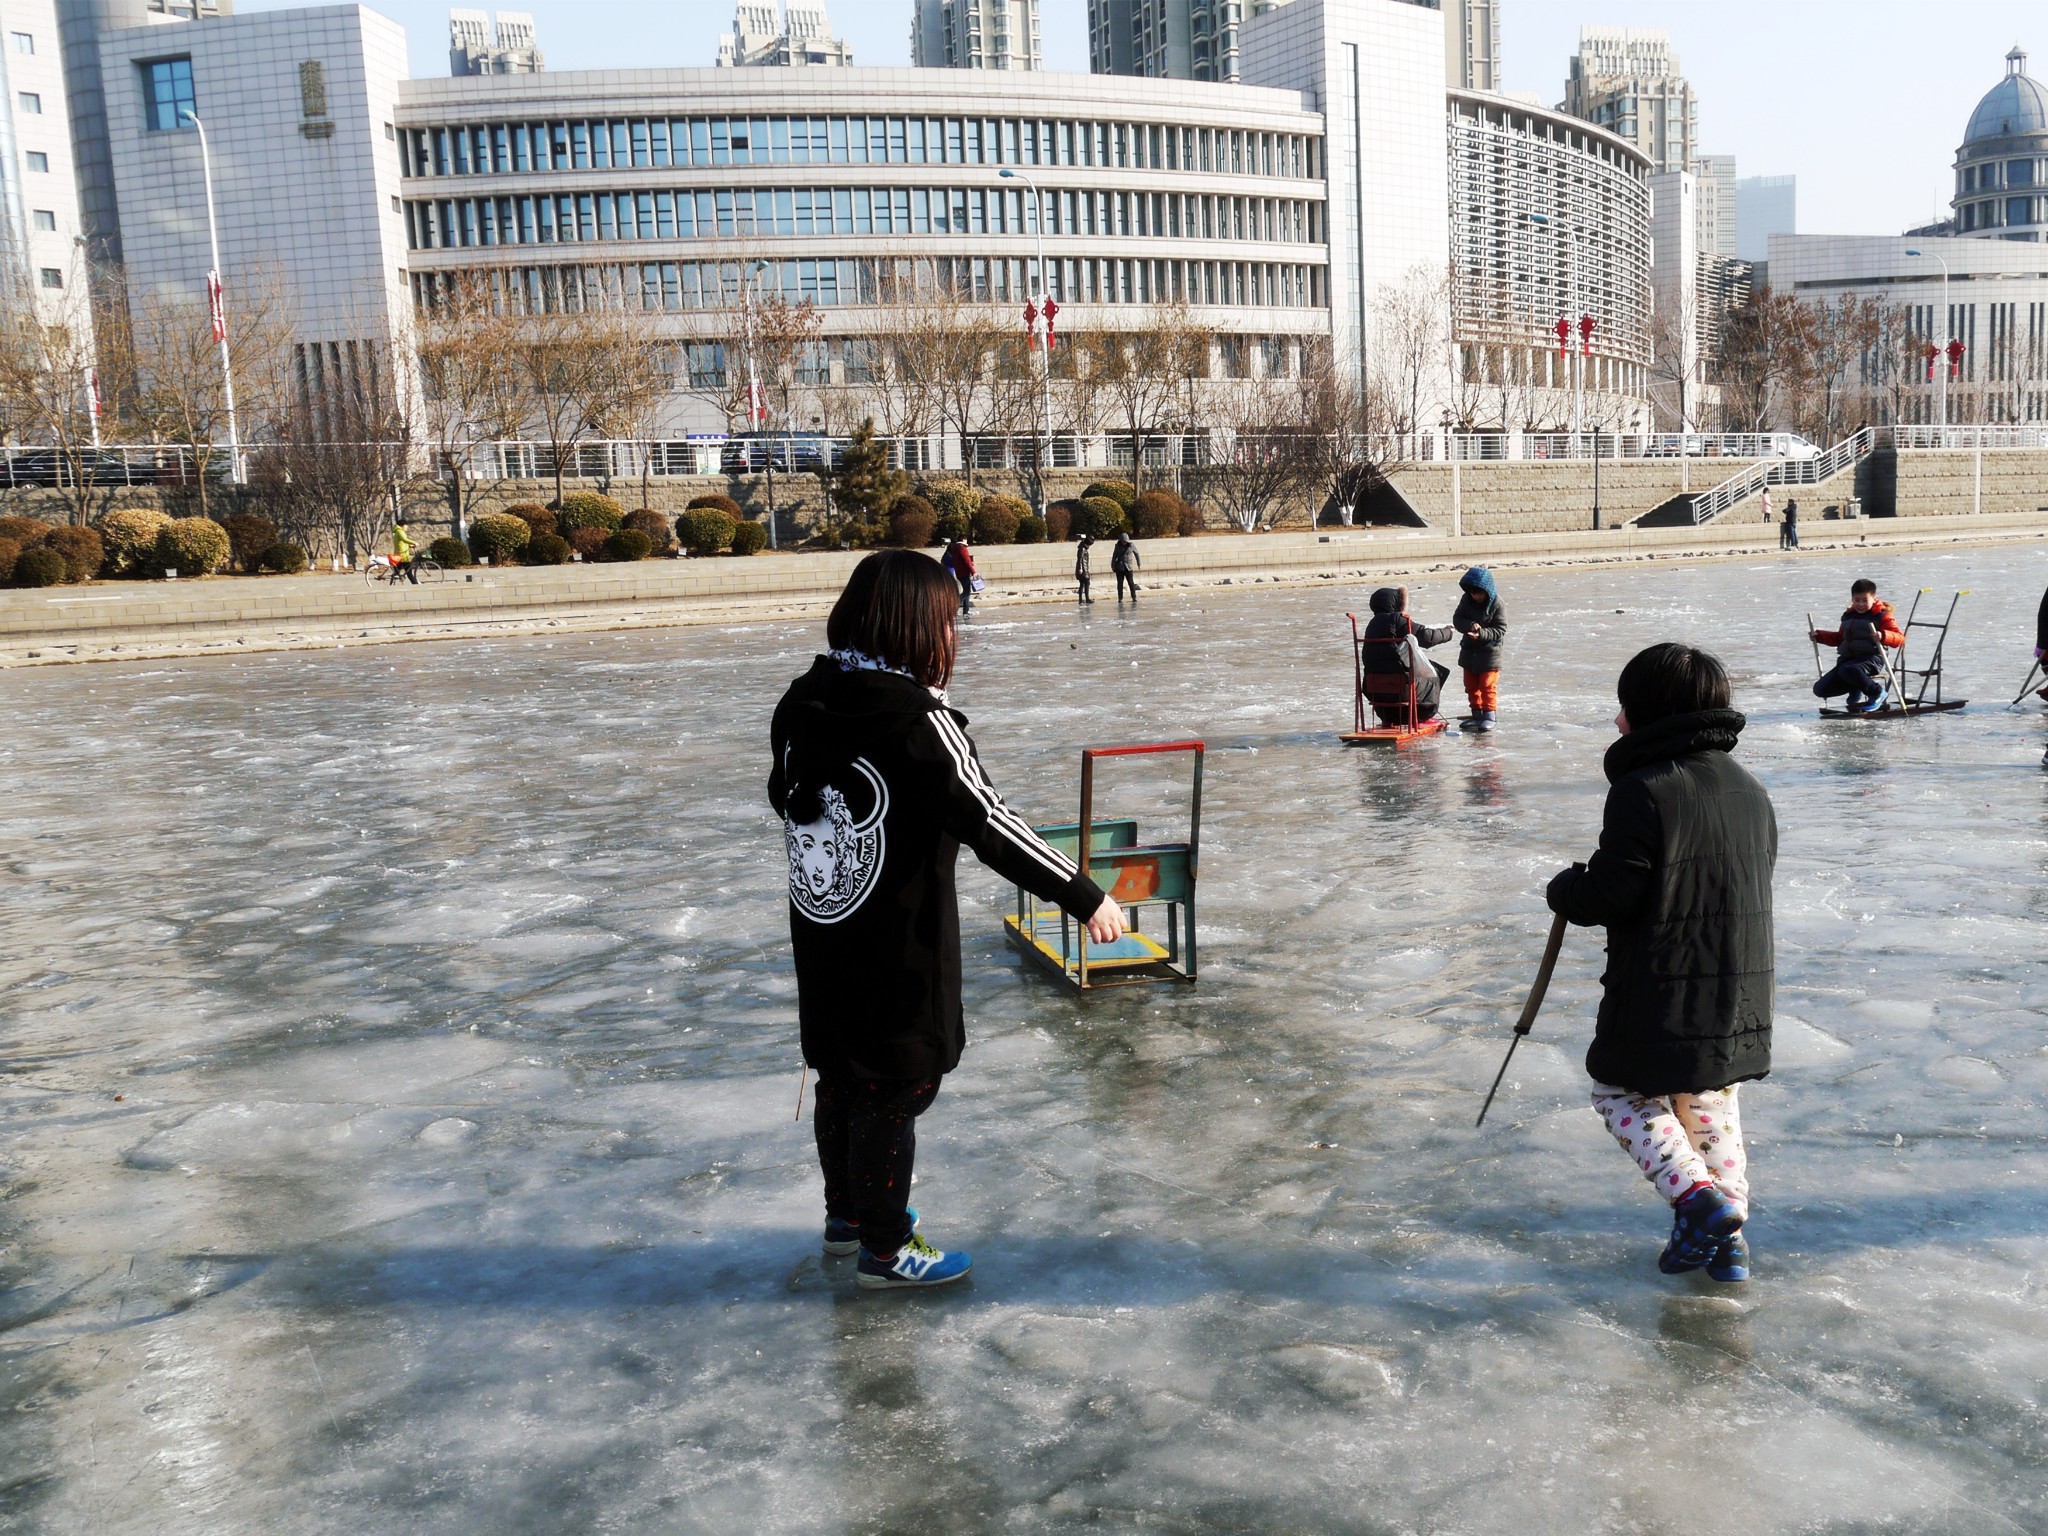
[
  {"xmin": 720, "ymin": 432, "xmax": 836, "ymax": 474},
  {"xmin": 1767, "ymin": 433, "xmax": 1822, "ymax": 460}
]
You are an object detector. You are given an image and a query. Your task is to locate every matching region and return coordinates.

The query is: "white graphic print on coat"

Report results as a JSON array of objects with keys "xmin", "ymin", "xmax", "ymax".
[{"xmin": 785, "ymin": 756, "xmax": 889, "ymax": 923}]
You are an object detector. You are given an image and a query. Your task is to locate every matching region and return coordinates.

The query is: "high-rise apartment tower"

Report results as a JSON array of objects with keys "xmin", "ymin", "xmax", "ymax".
[
  {"xmin": 1443, "ymin": 0, "xmax": 1495, "ymax": 91},
  {"xmin": 1563, "ymin": 26, "xmax": 1696, "ymax": 176},
  {"xmin": 718, "ymin": 2, "xmax": 853, "ymax": 67},
  {"xmin": 1089, "ymin": 0, "xmax": 1246, "ymax": 84},
  {"xmin": 913, "ymin": 0, "xmax": 1039, "ymax": 71},
  {"xmin": 449, "ymin": 9, "xmax": 540, "ymax": 76}
]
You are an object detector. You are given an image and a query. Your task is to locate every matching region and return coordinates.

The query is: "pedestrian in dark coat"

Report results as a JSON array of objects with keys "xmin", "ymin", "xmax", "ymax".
[
  {"xmin": 1111, "ymin": 532, "xmax": 1140, "ymax": 601},
  {"xmin": 1360, "ymin": 585, "xmax": 1454, "ymax": 724},
  {"xmin": 1075, "ymin": 534, "xmax": 1095, "ymax": 603},
  {"xmin": 1546, "ymin": 642, "xmax": 1777, "ymax": 1282},
  {"xmin": 769, "ymin": 551, "xmax": 1124, "ymax": 1288},
  {"xmin": 1449, "ymin": 566, "xmax": 1506, "ymax": 731},
  {"xmin": 2033, "ymin": 584, "xmax": 2048, "ymax": 703},
  {"xmin": 939, "ymin": 538, "xmax": 977, "ymax": 614},
  {"xmin": 1779, "ymin": 497, "xmax": 1799, "ymax": 550}
]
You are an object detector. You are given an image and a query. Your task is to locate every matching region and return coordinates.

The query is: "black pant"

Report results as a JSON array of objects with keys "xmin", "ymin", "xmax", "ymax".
[
  {"xmin": 1076, "ymin": 572, "xmax": 1091, "ymax": 602},
  {"xmin": 1115, "ymin": 567, "xmax": 1138, "ymax": 600},
  {"xmin": 954, "ymin": 572, "xmax": 972, "ymax": 613},
  {"xmin": 814, "ymin": 1074, "xmax": 939, "ymax": 1255},
  {"xmin": 1780, "ymin": 522, "xmax": 1798, "ymax": 549},
  {"xmin": 1815, "ymin": 659, "xmax": 1882, "ymax": 705},
  {"xmin": 396, "ymin": 558, "xmax": 418, "ymax": 584}
]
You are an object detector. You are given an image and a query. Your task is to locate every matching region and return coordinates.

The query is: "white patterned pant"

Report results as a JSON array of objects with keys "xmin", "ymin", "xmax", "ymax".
[{"xmin": 1591, "ymin": 1083, "xmax": 1749, "ymax": 1219}]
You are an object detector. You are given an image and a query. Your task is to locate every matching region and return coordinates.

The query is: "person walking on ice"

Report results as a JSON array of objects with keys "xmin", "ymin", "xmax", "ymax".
[
  {"xmin": 1075, "ymin": 532, "xmax": 1095, "ymax": 604},
  {"xmin": 939, "ymin": 536, "xmax": 977, "ymax": 615},
  {"xmin": 1546, "ymin": 643, "xmax": 1777, "ymax": 1282},
  {"xmin": 1809, "ymin": 578, "xmax": 1904, "ymax": 713},
  {"xmin": 1451, "ymin": 567, "xmax": 1506, "ymax": 732},
  {"xmin": 769, "ymin": 550, "xmax": 1125, "ymax": 1289},
  {"xmin": 1111, "ymin": 531, "xmax": 1141, "ymax": 602}
]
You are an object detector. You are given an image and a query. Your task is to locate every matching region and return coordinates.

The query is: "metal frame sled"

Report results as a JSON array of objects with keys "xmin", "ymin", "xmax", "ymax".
[
  {"xmin": 1340, "ymin": 613, "xmax": 1450, "ymax": 745},
  {"xmin": 1819, "ymin": 588, "xmax": 1969, "ymax": 719},
  {"xmin": 1003, "ymin": 741, "xmax": 1202, "ymax": 991}
]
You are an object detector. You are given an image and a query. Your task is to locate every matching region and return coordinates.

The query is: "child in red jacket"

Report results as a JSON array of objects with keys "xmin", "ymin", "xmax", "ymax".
[{"xmin": 1809, "ymin": 578, "xmax": 1904, "ymax": 713}]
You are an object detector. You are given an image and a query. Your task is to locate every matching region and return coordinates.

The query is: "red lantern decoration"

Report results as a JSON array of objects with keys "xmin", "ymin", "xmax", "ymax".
[
  {"xmin": 1924, "ymin": 342, "xmax": 1939, "ymax": 382},
  {"xmin": 1022, "ymin": 299, "xmax": 1038, "ymax": 334},
  {"xmin": 1554, "ymin": 316, "xmax": 1570, "ymax": 359},
  {"xmin": 1945, "ymin": 337, "xmax": 1965, "ymax": 378},
  {"xmin": 1042, "ymin": 297, "xmax": 1058, "ymax": 350},
  {"xmin": 1578, "ymin": 314, "xmax": 1597, "ymax": 357}
]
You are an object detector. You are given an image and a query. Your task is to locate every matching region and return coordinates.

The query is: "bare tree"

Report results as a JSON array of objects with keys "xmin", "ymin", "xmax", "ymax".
[
  {"xmin": 1648, "ymin": 284, "xmax": 1704, "ymax": 433},
  {"xmin": 1803, "ymin": 293, "xmax": 1882, "ymax": 443},
  {"xmin": 1374, "ymin": 265, "xmax": 1449, "ymax": 436},
  {"xmin": 1716, "ymin": 287, "xmax": 1816, "ymax": 433},
  {"xmin": 511, "ymin": 291, "xmax": 661, "ymax": 505},
  {"xmin": 410, "ymin": 271, "xmax": 524, "ymax": 539},
  {"xmin": 1195, "ymin": 377, "xmax": 1319, "ymax": 530},
  {"xmin": 1298, "ymin": 337, "xmax": 1402, "ymax": 525},
  {"xmin": 0, "ymin": 257, "xmax": 105, "ymax": 523},
  {"xmin": 1099, "ymin": 304, "xmax": 1200, "ymax": 494},
  {"xmin": 266, "ymin": 342, "xmax": 417, "ymax": 566}
]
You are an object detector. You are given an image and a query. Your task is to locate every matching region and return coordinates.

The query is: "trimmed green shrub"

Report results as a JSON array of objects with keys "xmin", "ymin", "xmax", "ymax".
[
  {"xmin": 44, "ymin": 524, "xmax": 103, "ymax": 583},
  {"xmin": 686, "ymin": 491, "xmax": 744, "ymax": 518},
  {"xmin": 1075, "ymin": 495, "xmax": 1128, "ymax": 539},
  {"xmin": 524, "ymin": 531, "xmax": 572, "ymax": 565},
  {"xmin": 503, "ymin": 502, "xmax": 556, "ymax": 537},
  {"xmin": 677, "ymin": 506, "xmax": 736, "ymax": 556},
  {"xmin": 428, "ymin": 536, "xmax": 472, "ymax": 567},
  {"xmin": 1082, "ymin": 479, "xmax": 1137, "ymax": 512},
  {"xmin": 468, "ymin": 511, "xmax": 532, "ymax": 563},
  {"xmin": 565, "ymin": 526, "xmax": 608, "ymax": 561},
  {"xmin": 926, "ymin": 481, "xmax": 976, "ymax": 542},
  {"xmin": 1045, "ymin": 500, "xmax": 1077, "ymax": 542},
  {"xmin": 730, "ymin": 521, "xmax": 768, "ymax": 555},
  {"xmin": 259, "ymin": 542, "xmax": 309, "ymax": 575},
  {"xmin": 623, "ymin": 508, "xmax": 674, "ymax": 555},
  {"xmin": 12, "ymin": 545, "xmax": 64, "ymax": 587},
  {"xmin": 887, "ymin": 494, "xmax": 936, "ymax": 548},
  {"xmin": 95, "ymin": 507, "xmax": 171, "ymax": 576},
  {"xmin": 0, "ymin": 514, "xmax": 47, "ymax": 546},
  {"xmin": 0, "ymin": 537, "xmax": 21, "ymax": 583},
  {"xmin": 1015, "ymin": 514, "xmax": 1047, "ymax": 545},
  {"xmin": 555, "ymin": 491, "xmax": 624, "ymax": 532},
  {"xmin": 1132, "ymin": 489, "xmax": 1189, "ymax": 539},
  {"xmin": 604, "ymin": 528, "xmax": 654, "ymax": 561},
  {"xmin": 153, "ymin": 516, "xmax": 230, "ymax": 577},
  {"xmin": 971, "ymin": 494, "xmax": 1028, "ymax": 545},
  {"xmin": 221, "ymin": 512, "xmax": 278, "ymax": 573}
]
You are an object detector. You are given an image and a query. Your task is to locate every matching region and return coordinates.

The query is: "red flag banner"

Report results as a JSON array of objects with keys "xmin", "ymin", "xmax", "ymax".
[{"xmin": 207, "ymin": 270, "xmax": 226, "ymax": 343}]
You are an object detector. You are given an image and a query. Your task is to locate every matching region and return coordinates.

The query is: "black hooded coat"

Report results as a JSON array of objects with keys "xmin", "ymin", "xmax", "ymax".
[
  {"xmin": 769, "ymin": 659, "xmax": 1105, "ymax": 1080},
  {"xmin": 1545, "ymin": 708, "xmax": 1777, "ymax": 1095}
]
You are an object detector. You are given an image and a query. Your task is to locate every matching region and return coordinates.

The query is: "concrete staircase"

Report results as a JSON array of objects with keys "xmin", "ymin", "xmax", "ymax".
[{"xmin": 1637, "ymin": 429, "xmax": 1875, "ymax": 527}]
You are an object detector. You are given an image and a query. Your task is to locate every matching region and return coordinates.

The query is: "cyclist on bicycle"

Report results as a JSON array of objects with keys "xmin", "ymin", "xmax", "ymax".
[{"xmin": 389, "ymin": 516, "xmax": 419, "ymax": 585}]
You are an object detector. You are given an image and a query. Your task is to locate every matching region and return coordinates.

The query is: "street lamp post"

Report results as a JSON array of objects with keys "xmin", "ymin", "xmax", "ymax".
[
  {"xmin": 1527, "ymin": 212, "xmax": 1584, "ymax": 440},
  {"xmin": 1904, "ymin": 247, "xmax": 1951, "ymax": 435},
  {"xmin": 999, "ymin": 168, "xmax": 1054, "ymax": 520},
  {"xmin": 179, "ymin": 109, "xmax": 243, "ymax": 485}
]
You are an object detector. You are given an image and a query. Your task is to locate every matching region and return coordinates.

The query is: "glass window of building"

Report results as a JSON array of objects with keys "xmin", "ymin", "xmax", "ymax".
[
  {"xmin": 39, "ymin": 267, "xmax": 62, "ymax": 288},
  {"xmin": 25, "ymin": 151, "xmax": 48, "ymax": 171},
  {"xmin": 10, "ymin": 32, "xmax": 33, "ymax": 54},
  {"xmin": 143, "ymin": 57, "xmax": 196, "ymax": 131},
  {"xmin": 18, "ymin": 91, "xmax": 40, "ymax": 114},
  {"xmin": 33, "ymin": 209, "xmax": 55, "ymax": 230}
]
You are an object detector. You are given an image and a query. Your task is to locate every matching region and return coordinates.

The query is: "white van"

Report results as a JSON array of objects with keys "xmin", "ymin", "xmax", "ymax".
[{"xmin": 1767, "ymin": 433, "xmax": 1822, "ymax": 460}]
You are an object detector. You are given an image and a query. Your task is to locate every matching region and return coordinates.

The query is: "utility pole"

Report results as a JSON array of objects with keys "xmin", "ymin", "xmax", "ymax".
[
  {"xmin": 180, "ymin": 109, "xmax": 243, "ymax": 484},
  {"xmin": 1000, "ymin": 168, "xmax": 1055, "ymax": 519}
]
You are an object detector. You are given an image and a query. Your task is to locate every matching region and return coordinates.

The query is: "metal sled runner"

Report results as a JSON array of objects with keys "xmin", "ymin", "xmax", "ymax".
[
  {"xmin": 1341, "ymin": 613, "xmax": 1450, "ymax": 745},
  {"xmin": 1004, "ymin": 741, "xmax": 1202, "ymax": 991},
  {"xmin": 1818, "ymin": 589, "xmax": 1969, "ymax": 719}
]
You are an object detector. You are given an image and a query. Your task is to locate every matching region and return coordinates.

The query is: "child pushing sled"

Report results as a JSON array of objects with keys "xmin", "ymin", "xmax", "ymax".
[{"xmin": 1546, "ymin": 644, "xmax": 1778, "ymax": 1282}]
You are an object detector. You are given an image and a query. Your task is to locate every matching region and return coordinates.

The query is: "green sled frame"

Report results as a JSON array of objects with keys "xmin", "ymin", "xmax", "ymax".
[{"xmin": 1004, "ymin": 741, "xmax": 1203, "ymax": 992}]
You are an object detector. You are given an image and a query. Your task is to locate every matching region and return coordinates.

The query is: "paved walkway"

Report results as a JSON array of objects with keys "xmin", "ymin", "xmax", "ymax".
[{"xmin": 3, "ymin": 511, "xmax": 2044, "ymax": 667}]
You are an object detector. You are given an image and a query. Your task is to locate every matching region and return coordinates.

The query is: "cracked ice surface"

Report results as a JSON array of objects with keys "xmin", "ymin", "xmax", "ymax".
[{"xmin": 4, "ymin": 546, "xmax": 2048, "ymax": 1534}]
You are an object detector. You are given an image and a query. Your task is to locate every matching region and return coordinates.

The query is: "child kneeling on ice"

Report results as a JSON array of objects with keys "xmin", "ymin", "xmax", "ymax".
[
  {"xmin": 1546, "ymin": 643, "xmax": 1777, "ymax": 1281},
  {"xmin": 769, "ymin": 550, "xmax": 1124, "ymax": 1289}
]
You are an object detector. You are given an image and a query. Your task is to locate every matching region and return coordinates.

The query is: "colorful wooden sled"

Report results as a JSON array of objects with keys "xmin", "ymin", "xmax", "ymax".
[
  {"xmin": 1004, "ymin": 741, "xmax": 1202, "ymax": 991},
  {"xmin": 1341, "ymin": 613, "xmax": 1450, "ymax": 745}
]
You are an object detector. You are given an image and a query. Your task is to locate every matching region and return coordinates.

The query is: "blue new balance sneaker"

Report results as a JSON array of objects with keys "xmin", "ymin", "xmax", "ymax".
[
  {"xmin": 856, "ymin": 1234, "xmax": 972, "ymax": 1289},
  {"xmin": 1657, "ymin": 1185, "xmax": 1744, "ymax": 1274},
  {"xmin": 823, "ymin": 1207, "xmax": 918, "ymax": 1257},
  {"xmin": 1707, "ymin": 1231, "xmax": 1750, "ymax": 1283}
]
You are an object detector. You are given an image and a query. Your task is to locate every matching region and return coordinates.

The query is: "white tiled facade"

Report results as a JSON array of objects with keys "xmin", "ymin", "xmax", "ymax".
[
  {"xmin": 1243, "ymin": 0, "xmax": 1449, "ymax": 411},
  {"xmin": 2, "ymin": 0, "xmax": 92, "ymax": 324}
]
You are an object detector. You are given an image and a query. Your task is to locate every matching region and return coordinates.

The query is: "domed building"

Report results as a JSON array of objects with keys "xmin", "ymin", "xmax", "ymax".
[{"xmin": 1954, "ymin": 45, "xmax": 2048, "ymax": 239}]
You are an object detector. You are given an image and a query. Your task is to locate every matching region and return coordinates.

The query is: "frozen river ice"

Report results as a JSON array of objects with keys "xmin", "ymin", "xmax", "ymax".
[{"xmin": 5, "ymin": 545, "xmax": 2048, "ymax": 1534}]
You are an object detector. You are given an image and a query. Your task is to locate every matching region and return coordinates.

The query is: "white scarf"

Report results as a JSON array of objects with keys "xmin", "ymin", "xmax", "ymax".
[{"xmin": 830, "ymin": 647, "xmax": 947, "ymax": 703}]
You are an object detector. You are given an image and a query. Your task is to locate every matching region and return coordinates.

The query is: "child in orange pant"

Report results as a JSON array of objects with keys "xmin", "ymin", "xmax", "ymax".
[{"xmin": 1450, "ymin": 567, "xmax": 1507, "ymax": 732}]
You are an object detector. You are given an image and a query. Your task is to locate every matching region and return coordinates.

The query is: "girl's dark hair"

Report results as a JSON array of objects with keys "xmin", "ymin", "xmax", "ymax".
[
  {"xmin": 1617, "ymin": 642, "xmax": 1731, "ymax": 729},
  {"xmin": 826, "ymin": 550, "xmax": 959, "ymax": 688}
]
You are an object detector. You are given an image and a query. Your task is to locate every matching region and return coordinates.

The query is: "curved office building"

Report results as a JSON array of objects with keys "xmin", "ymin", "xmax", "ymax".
[
  {"xmin": 397, "ymin": 67, "xmax": 1330, "ymax": 425},
  {"xmin": 1448, "ymin": 89, "xmax": 1652, "ymax": 428}
]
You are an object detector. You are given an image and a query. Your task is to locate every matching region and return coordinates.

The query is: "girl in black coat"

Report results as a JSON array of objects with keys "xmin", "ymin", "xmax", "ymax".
[
  {"xmin": 1546, "ymin": 643, "xmax": 1777, "ymax": 1282},
  {"xmin": 770, "ymin": 551, "xmax": 1124, "ymax": 1288}
]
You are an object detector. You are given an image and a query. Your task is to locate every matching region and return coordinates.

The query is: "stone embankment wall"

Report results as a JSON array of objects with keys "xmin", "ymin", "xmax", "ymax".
[{"xmin": 1884, "ymin": 449, "xmax": 2048, "ymax": 518}]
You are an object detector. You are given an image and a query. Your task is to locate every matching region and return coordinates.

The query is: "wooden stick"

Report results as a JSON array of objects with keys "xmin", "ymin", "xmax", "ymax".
[
  {"xmin": 1806, "ymin": 612, "xmax": 1822, "ymax": 680},
  {"xmin": 1476, "ymin": 910, "xmax": 1569, "ymax": 1128}
]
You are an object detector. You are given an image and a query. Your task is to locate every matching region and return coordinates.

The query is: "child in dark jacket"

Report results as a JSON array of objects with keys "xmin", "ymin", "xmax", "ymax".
[
  {"xmin": 1450, "ymin": 566, "xmax": 1507, "ymax": 732},
  {"xmin": 1546, "ymin": 643, "xmax": 1778, "ymax": 1282},
  {"xmin": 769, "ymin": 550, "xmax": 1124, "ymax": 1289},
  {"xmin": 1360, "ymin": 585, "xmax": 1455, "ymax": 724}
]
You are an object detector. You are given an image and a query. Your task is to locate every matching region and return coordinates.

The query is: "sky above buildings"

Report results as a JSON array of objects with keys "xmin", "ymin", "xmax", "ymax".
[{"xmin": 237, "ymin": 0, "xmax": 2039, "ymax": 242}]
